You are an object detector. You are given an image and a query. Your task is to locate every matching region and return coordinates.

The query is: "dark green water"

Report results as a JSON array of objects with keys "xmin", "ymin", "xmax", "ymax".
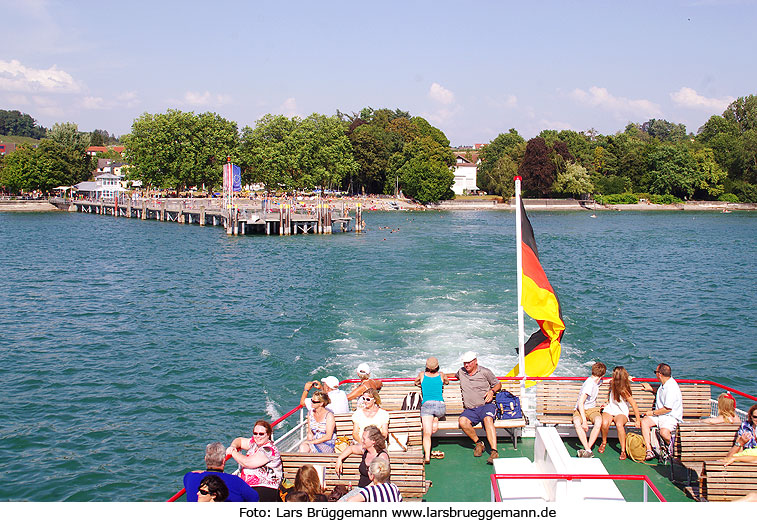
[{"xmin": 1, "ymin": 209, "xmax": 755, "ymax": 501}]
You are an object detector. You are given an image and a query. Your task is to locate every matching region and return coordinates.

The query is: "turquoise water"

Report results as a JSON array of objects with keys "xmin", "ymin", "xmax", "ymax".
[{"xmin": 1, "ymin": 209, "xmax": 755, "ymax": 501}]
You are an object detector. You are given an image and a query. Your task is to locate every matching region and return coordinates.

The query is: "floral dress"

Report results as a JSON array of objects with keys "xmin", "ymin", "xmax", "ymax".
[{"xmin": 240, "ymin": 440, "xmax": 283, "ymax": 490}]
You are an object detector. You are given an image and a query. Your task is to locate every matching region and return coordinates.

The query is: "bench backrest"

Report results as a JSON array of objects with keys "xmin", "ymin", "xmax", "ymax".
[
  {"xmin": 702, "ymin": 461, "xmax": 757, "ymax": 501},
  {"xmin": 333, "ymin": 409, "xmax": 422, "ymax": 448},
  {"xmin": 536, "ymin": 380, "xmax": 712, "ymax": 425},
  {"xmin": 280, "ymin": 451, "xmax": 428, "ymax": 499},
  {"xmin": 349, "ymin": 379, "xmax": 522, "ymax": 414},
  {"xmin": 672, "ymin": 423, "xmax": 739, "ymax": 463}
]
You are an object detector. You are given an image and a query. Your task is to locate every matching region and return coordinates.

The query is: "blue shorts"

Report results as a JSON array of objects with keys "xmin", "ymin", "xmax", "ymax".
[
  {"xmin": 420, "ymin": 400, "xmax": 446, "ymax": 418},
  {"xmin": 460, "ymin": 403, "xmax": 496, "ymax": 426}
]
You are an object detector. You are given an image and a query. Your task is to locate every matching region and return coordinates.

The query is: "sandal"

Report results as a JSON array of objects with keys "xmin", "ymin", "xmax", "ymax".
[
  {"xmin": 645, "ymin": 450, "xmax": 656, "ymax": 461},
  {"xmin": 598, "ymin": 442, "xmax": 607, "ymax": 454},
  {"xmin": 431, "ymin": 451, "xmax": 445, "ymax": 459},
  {"xmin": 619, "ymin": 452, "xmax": 627, "ymax": 460}
]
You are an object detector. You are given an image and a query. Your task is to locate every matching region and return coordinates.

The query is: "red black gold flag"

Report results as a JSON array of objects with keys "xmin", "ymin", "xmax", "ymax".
[{"xmin": 507, "ymin": 200, "xmax": 565, "ymax": 379}]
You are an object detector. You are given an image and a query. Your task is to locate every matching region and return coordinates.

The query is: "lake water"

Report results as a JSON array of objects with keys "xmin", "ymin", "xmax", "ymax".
[{"xmin": 1, "ymin": 208, "xmax": 755, "ymax": 501}]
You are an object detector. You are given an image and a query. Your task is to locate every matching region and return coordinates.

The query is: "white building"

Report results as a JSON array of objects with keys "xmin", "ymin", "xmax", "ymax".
[
  {"xmin": 451, "ymin": 155, "xmax": 479, "ymax": 195},
  {"xmin": 75, "ymin": 174, "xmax": 128, "ymax": 200}
]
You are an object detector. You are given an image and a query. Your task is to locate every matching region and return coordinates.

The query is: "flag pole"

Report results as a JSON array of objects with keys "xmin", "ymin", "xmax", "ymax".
[{"xmin": 514, "ymin": 175, "xmax": 526, "ymax": 401}]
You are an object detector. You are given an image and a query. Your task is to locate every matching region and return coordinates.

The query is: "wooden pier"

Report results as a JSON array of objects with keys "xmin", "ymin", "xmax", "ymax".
[{"xmin": 68, "ymin": 198, "xmax": 362, "ymax": 236}]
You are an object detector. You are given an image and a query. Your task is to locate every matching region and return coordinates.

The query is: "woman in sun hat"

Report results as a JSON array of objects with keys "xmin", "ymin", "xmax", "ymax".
[
  {"xmin": 346, "ymin": 362, "xmax": 383, "ymax": 405},
  {"xmin": 415, "ymin": 356, "xmax": 449, "ymax": 463}
]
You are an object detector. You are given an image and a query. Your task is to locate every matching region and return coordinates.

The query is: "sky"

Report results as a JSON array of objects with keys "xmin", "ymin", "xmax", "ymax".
[{"xmin": 1, "ymin": 0, "xmax": 755, "ymax": 146}]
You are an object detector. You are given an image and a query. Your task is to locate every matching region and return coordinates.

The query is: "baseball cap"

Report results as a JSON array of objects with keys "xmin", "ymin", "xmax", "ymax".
[
  {"xmin": 321, "ymin": 376, "xmax": 340, "ymax": 388},
  {"xmin": 357, "ymin": 363, "xmax": 371, "ymax": 375},
  {"xmin": 461, "ymin": 351, "xmax": 478, "ymax": 363}
]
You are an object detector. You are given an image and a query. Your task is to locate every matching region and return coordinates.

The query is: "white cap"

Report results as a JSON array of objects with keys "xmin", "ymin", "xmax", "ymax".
[
  {"xmin": 357, "ymin": 363, "xmax": 371, "ymax": 375},
  {"xmin": 321, "ymin": 376, "xmax": 340, "ymax": 389},
  {"xmin": 461, "ymin": 351, "xmax": 478, "ymax": 363}
]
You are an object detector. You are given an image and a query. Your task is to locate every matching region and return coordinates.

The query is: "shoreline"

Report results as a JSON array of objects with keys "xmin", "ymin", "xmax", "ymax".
[{"xmin": 2, "ymin": 197, "xmax": 755, "ymax": 213}]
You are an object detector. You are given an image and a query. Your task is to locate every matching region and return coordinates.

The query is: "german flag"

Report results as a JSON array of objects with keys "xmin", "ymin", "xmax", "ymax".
[{"xmin": 507, "ymin": 201, "xmax": 565, "ymax": 380}]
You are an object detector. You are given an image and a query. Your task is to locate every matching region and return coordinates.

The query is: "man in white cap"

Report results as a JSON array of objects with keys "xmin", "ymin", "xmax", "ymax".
[
  {"xmin": 300, "ymin": 376, "xmax": 350, "ymax": 414},
  {"xmin": 456, "ymin": 351, "xmax": 501, "ymax": 464}
]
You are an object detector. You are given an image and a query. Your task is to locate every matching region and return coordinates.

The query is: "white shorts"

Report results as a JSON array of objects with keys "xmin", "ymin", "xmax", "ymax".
[{"xmin": 648, "ymin": 414, "xmax": 678, "ymax": 432}]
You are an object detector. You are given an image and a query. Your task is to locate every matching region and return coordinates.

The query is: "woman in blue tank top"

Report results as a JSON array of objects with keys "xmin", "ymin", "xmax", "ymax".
[{"xmin": 414, "ymin": 356, "xmax": 449, "ymax": 463}]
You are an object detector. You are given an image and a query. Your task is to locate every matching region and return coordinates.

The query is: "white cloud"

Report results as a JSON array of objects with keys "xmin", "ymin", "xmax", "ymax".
[
  {"xmin": 0, "ymin": 59, "xmax": 82, "ymax": 93},
  {"xmin": 570, "ymin": 86, "xmax": 662, "ymax": 118},
  {"xmin": 429, "ymin": 82, "xmax": 455, "ymax": 105},
  {"xmin": 81, "ymin": 96, "xmax": 108, "ymax": 110},
  {"xmin": 175, "ymin": 91, "xmax": 232, "ymax": 106},
  {"xmin": 540, "ymin": 119, "xmax": 574, "ymax": 131},
  {"xmin": 117, "ymin": 91, "xmax": 141, "ymax": 108},
  {"xmin": 279, "ymin": 97, "xmax": 298, "ymax": 118},
  {"xmin": 670, "ymin": 87, "xmax": 732, "ymax": 111}
]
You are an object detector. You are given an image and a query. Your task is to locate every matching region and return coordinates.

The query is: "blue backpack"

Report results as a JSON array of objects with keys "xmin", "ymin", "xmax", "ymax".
[{"xmin": 494, "ymin": 390, "xmax": 523, "ymax": 420}]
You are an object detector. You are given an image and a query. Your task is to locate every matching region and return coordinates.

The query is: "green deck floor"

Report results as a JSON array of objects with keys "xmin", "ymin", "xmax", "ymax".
[{"xmin": 422, "ymin": 437, "xmax": 693, "ymax": 502}]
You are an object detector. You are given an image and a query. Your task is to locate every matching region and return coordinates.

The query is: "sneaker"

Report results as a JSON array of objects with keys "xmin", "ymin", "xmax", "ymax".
[
  {"xmin": 577, "ymin": 449, "xmax": 594, "ymax": 458},
  {"xmin": 486, "ymin": 450, "xmax": 499, "ymax": 464},
  {"xmin": 473, "ymin": 441, "xmax": 485, "ymax": 457},
  {"xmin": 656, "ymin": 431, "xmax": 670, "ymax": 460}
]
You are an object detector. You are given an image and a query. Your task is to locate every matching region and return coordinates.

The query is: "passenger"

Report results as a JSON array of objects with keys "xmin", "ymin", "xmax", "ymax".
[
  {"xmin": 640, "ymin": 363, "xmax": 683, "ymax": 461},
  {"xmin": 456, "ymin": 351, "xmax": 501, "ymax": 464},
  {"xmin": 299, "ymin": 391, "xmax": 337, "ymax": 453},
  {"xmin": 414, "ymin": 356, "xmax": 449, "ymax": 463},
  {"xmin": 346, "ymin": 363, "xmax": 383, "ymax": 405},
  {"xmin": 599, "ymin": 366, "xmax": 641, "ymax": 460},
  {"xmin": 300, "ymin": 376, "xmax": 350, "ymax": 414},
  {"xmin": 335, "ymin": 425, "xmax": 389, "ymax": 500},
  {"xmin": 723, "ymin": 404, "xmax": 757, "ymax": 463},
  {"xmin": 573, "ymin": 361, "xmax": 607, "ymax": 458},
  {"xmin": 227, "ymin": 420, "xmax": 283, "ymax": 502},
  {"xmin": 292, "ymin": 464, "xmax": 328, "ymax": 502},
  {"xmin": 285, "ymin": 490, "xmax": 311, "ymax": 502},
  {"xmin": 347, "ymin": 459, "xmax": 402, "ymax": 502},
  {"xmin": 703, "ymin": 393, "xmax": 740, "ymax": 424},
  {"xmin": 183, "ymin": 442, "xmax": 259, "ymax": 502},
  {"xmin": 197, "ymin": 475, "xmax": 229, "ymax": 503},
  {"xmin": 351, "ymin": 388, "xmax": 389, "ymax": 443}
]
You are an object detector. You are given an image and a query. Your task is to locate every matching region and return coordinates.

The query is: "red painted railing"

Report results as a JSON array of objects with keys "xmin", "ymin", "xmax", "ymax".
[{"xmin": 489, "ymin": 473, "xmax": 667, "ymax": 503}]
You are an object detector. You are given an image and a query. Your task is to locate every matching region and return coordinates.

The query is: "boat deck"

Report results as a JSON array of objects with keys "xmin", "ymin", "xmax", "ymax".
[{"xmin": 422, "ymin": 437, "xmax": 691, "ymax": 502}]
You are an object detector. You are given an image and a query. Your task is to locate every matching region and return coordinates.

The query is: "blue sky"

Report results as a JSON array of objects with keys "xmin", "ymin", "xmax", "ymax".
[{"xmin": 1, "ymin": 0, "xmax": 755, "ymax": 146}]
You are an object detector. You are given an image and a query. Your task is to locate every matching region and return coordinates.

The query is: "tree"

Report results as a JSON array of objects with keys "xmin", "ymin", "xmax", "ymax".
[
  {"xmin": 722, "ymin": 95, "xmax": 757, "ymax": 133},
  {"xmin": 388, "ymin": 137, "xmax": 455, "ymax": 203},
  {"xmin": 552, "ymin": 162, "xmax": 593, "ymax": 197},
  {"xmin": 0, "ymin": 109, "xmax": 46, "ymax": 138},
  {"xmin": 47, "ymin": 122, "xmax": 91, "ymax": 153},
  {"xmin": 124, "ymin": 110, "xmax": 238, "ymax": 191},
  {"xmin": 641, "ymin": 119, "xmax": 687, "ymax": 142},
  {"xmin": 348, "ymin": 125, "xmax": 389, "ymax": 194},
  {"xmin": 0, "ymin": 139, "xmax": 92, "ymax": 193},
  {"xmin": 477, "ymin": 129, "xmax": 525, "ymax": 194},
  {"xmin": 519, "ymin": 137, "xmax": 555, "ymax": 196}
]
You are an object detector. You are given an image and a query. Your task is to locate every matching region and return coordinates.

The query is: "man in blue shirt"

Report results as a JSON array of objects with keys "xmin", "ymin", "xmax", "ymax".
[{"xmin": 183, "ymin": 442, "xmax": 259, "ymax": 502}]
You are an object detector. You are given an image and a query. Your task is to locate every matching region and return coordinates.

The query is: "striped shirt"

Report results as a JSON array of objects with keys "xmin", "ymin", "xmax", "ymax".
[{"xmin": 359, "ymin": 483, "xmax": 403, "ymax": 502}]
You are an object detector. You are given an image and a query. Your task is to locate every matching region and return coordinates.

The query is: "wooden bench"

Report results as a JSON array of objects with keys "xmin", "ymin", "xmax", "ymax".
[
  {"xmin": 672, "ymin": 422, "xmax": 739, "ymax": 480},
  {"xmin": 347, "ymin": 379, "xmax": 527, "ymax": 447},
  {"xmin": 536, "ymin": 380, "xmax": 712, "ymax": 426},
  {"xmin": 280, "ymin": 450, "xmax": 430, "ymax": 500},
  {"xmin": 701, "ymin": 460, "xmax": 757, "ymax": 501},
  {"xmin": 333, "ymin": 409, "xmax": 423, "ymax": 449}
]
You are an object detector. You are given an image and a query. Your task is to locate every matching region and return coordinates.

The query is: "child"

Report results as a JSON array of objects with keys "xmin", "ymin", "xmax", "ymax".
[{"xmin": 573, "ymin": 362, "xmax": 607, "ymax": 458}]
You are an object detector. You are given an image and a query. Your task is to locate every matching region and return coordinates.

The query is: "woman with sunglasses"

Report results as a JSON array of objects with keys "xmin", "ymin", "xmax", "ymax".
[
  {"xmin": 197, "ymin": 475, "xmax": 229, "ymax": 503},
  {"xmin": 598, "ymin": 366, "xmax": 641, "ymax": 460},
  {"xmin": 723, "ymin": 404, "xmax": 757, "ymax": 464},
  {"xmin": 351, "ymin": 388, "xmax": 389, "ymax": 444},
  {"xmin": 227, "ymin": 420, "xmax": 283, "ymax": 502},
  {"xmin": 299, "ymin": 391, "xmax": 337, "ymax": 453}
]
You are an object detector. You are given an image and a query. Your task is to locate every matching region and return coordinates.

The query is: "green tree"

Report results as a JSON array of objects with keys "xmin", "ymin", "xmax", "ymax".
[
  {"xmin": 477, "ymin": 129, "xmax": 525, "ymax": 194},
  {"xmin": 552, "ymin": 162, "xmax": 593, "ymax": 197},
  {"xmin": 388, "ymin": 137, "xmax": 454, "ymax": 203},
  {"xmin": 722, "ymin": 95, "xmax": 757, "ymax": 133},
  {"xmin": 47, "ymin": 122, "xmax": 91, "ymax": 153},
  {"xmin": 0, "ymin": 139, "xmax": 92, "ymax": 193},
  {"xmin": 124, "ymin": 109, "xmax": 238, "ymax": 191}
]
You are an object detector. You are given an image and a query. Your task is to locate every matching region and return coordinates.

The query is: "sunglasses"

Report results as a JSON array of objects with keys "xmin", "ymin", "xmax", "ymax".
[
  {"xmin": 311, "ymin": 400, "xmax": 322, "ymax": 404},
  {"xmin": 198, "ymin": 489, "xmax": 211, "ymax": 496},
  {"xmin": 253, "ymin": 431, "xmax": 268, "ymax": 436},
  {"xmin": 362, "ymin": 397, "xmax": 374, "ymax": 401}
]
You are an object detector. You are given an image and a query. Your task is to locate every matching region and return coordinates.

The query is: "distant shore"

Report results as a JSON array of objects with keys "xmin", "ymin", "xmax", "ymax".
[{"xmin": 2, "ymin": 197, "xmax": 755, "ymax": 213}]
